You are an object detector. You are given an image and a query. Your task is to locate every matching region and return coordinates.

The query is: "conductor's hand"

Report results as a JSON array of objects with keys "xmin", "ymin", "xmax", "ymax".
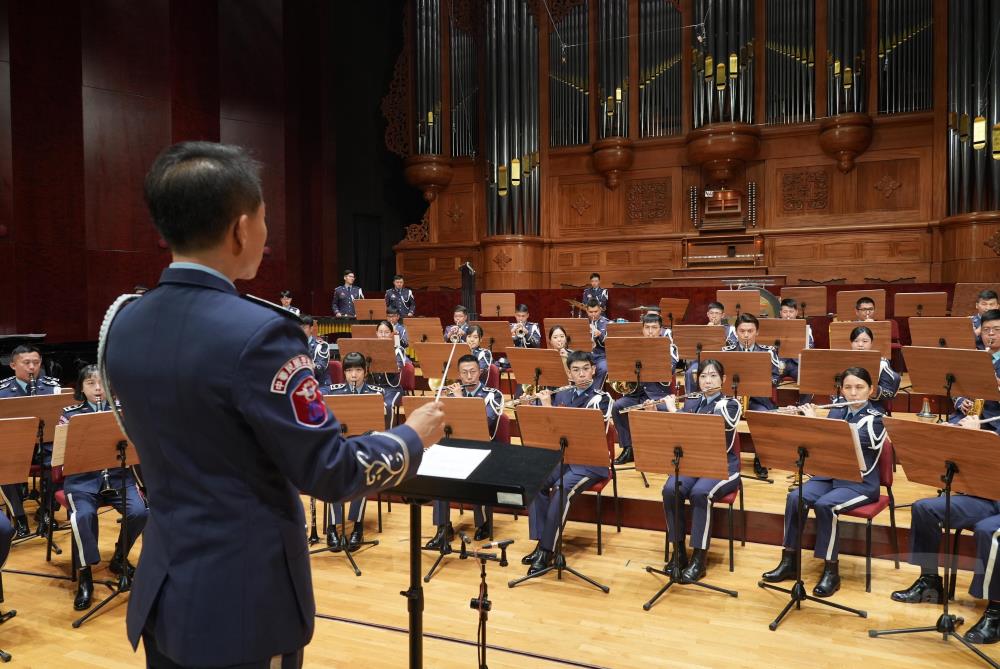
[{"xmin": 406, "ymin": 402, "xmax": 446, "ymax": 448}]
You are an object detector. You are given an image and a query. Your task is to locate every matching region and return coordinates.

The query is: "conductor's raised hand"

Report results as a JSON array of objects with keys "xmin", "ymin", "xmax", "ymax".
[{"xmin": 406, "ymin": 401, "xmax": 446, "ymax": 447}]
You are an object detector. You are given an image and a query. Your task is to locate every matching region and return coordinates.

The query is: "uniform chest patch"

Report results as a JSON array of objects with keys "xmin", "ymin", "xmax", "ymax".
[
  {"xmin": 271, "ymin": 355, "xmax": 315, "ymax": 394},
  {"xmin": 290, "ymin": 376, "xmax": 328, "ymax": 428}
]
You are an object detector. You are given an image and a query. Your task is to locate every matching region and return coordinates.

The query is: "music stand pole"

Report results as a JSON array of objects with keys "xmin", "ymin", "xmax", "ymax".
[{"xmin": 643, "ymin": 445, "xmax": 738, "ymax": 610}]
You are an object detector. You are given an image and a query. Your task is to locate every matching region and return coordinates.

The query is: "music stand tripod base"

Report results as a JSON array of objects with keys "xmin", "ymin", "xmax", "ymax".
[{"xmin": 309, "ymin": 502, "xmax": 378, "ymax": 577}]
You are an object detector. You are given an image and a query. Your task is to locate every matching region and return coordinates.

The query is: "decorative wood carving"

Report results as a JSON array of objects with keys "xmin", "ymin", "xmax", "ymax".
[
  {"xmin": 986, "ymin": 230, "xmax": 1000, "ymax": 256},
  {"xmin": 570, "ymin": 192, "xmax": 592, "ymax": 216},
  {"xmin": 493, "ymin": 249, "xmax": 512, "ymax": 270},
  {"xmin": 626, "ymin": 179, "xmax": 670, "ymax": 220},
  {"xmin": 781, "ymin": 170, "xmax": 830, "ymax": 213},
  {"xmin": 592, "ymin": 137, "xmax": 634, "ymax": 190},
  {"xmin": 686, "ymin": 123, "xmax": 761, "ymax": 186},
  {"xmin": 447, "ymin": 200, "xmax": 464, "ymax": 223},
  {"xmin": 403, "ymin": 154, "xmax": 454, "ymax": 202},
  {"xmin": 404, "ymin": 212, "xmax": 430, "ymax": 242},
  {"xmin": 381, "ymin": 9, "xmax": 410, "ymax": 159},
  {"xmin": 874, "ymin": 175, "xmax": 902, "ymax": 199},
  {"xmin": 818, "ymin": 112, "xmax": 873, "ymax": 173}
]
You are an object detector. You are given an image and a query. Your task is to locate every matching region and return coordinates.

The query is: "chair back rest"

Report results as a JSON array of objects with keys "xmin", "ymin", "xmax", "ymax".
[
  {"xmin": 400, "ymin": 361, "xmax": 416, "ymax": 391},
  {"xmin": 733, "ymin": 430, "xmax": 742, "ymax": 457},
  {"xmin": 878, "ymin": 437, "xmax": 895, "ymax": 488},
  {"xmin": 605, "ymin": 422, "xmax": 617, "ymax": 467},
  {"xmin": 495, "ymin": 413, "xmax": 511, "ymax": 444},
  {"xmin": 486, "ymin": 363, "xmax": 500, "ymax": 389},
  {"xmin": 328, "ymin": 360, "xmax": 344, "ymax": 384}
]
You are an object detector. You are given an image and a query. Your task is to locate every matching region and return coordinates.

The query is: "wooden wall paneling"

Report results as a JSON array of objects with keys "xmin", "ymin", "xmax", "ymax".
[
  {"xmin": 437, "ymin": 184, "xmax": 477, "ymax": 243},
  {"xmin": 939, "ymin": 213, "xmax": 1000, "ymax": 283},
  {"xmin": 82, "ymin": 0, "xmax": 169, "ymax": 99},
  {"xmin": 482, "ymin": 236, "xmax": 544, "ymax": 289},
  {"xmin": 854, "ymin": 157, "xmax": 920, "ymax": 213},
  {"xmin": 170, "ymin": 0, "xmax": 220, "ymax": 142},
  {"xmin": 556, "ymin": 176, "xmax": 603, "ymax": 236},
  {"xmin": 621, "ymin": 170, "xmax": 675, "ymax": 232}
]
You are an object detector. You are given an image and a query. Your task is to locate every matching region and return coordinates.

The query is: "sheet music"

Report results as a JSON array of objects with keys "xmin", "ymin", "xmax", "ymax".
[{"xmin": 417, "ymin": 444, "xmax": 489, "ymax": 479}]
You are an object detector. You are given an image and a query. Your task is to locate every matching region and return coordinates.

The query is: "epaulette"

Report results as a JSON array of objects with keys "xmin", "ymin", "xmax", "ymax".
[
  {"xmin": 865, "ymin": 406, "xmax": 883, "ymax": 416},
  {"xmin": 722, "ymin": 342, "xmax": 737, "ymax": 351},
  {"xmin": 686, "ymin": 392, "xmax": 704, "ymax": 398},
  {"xmin": 0, "ymin": 376, "xmax": 13, "ymax": 390},
  {"xmin": 368, "ymin": 384, "xmax": 384, "ymax": 393},
  {"xmin": 41, "ymin": 376, "xmax": 61, "ymax": 386},
  {"xmin": 242, "ymin": 294, "xmax": 305, "ymax": 322},
  {"xmin": 63, "ymin": 402, "xmax": 85, "ymax": 413},
  {"xmin": 330, "ymin": 384, "xmax": 346, "ymax": 390},
  {"xmin": 758, "ymin": 343, "xmax": 776, "ymax": 351}
]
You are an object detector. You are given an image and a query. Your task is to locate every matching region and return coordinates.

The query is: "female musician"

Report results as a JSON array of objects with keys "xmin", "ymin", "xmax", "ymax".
[
  {"xmin": 548, "ymin": 325, "xmax": 574, "ymax": 377},
  {"xmin": 373, "ymin": 320, "xmax": 410, "ymax": 423},
  {"xmin": 659, "ymin": 359, "xmax": 741, "ymax": 582},
  {"xmin": 848, "ymin": 325, "xmax": 901, "ymax": 412},
  {"xmin": 465, "ymin": 324, "xmax": 492, "ymax": 380},
  {"xmin": 762, "ymin": 367, "xmax": 886, "ymax": 597},
  {"xmin": 60, "ymin": 365, "xmax": 148, "ymax": 611}
]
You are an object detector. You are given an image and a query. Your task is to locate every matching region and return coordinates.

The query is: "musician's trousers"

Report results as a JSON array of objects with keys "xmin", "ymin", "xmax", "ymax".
[
  {"xmin": 663, "ymin": 474, "xmax": 741, "ymax": 550},
  {"xmin": 0, "ymin": 514, "xmax": 12, "ymax": 567},
  {"xmin": 331, "ymin": 498, "xmax": 366, "ymax": 526},
  {"xmin": 909, "ymin": 495, "xmax": 1000, "ymax": 600},
  {"xmin": 781, "ymin": 478, "xmax": 876, "ymax": 561},
  {"xmin": 432, "ymin": 500, "xmax": 487, "ymax": 529},
  {"xmin": 528, "ymin": 465, "xmax": 605, "ymax": 552},
  {"xmin": 65, "ymin": 485, "xmax": 147, "ymax": 566}
]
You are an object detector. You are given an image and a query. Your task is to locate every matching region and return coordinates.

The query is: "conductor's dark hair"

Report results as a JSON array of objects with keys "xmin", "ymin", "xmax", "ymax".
[
  {"xmin": 590, "ymin": 272, "xmax": 601, "ymax": 280},
  {"xmin": 855, "ymin": 296, "xmax": 876, "ymax": 308},
  {"xmin": 566, "ymin": 350, "xmax": 594, "ymax": 366},
  {"xmin": 548, "ymin": 325, "xmax": 572, "ymax": 345},
  {"xmin": 707, "ymin": 301, "xmax": 725, "ymax": 311},
  {"xmin": 981, "ymin": 308, "xmax": 1000, "ymax": 324},
  {"xmin": 586, "ymin": 299, "xmax": 602, "ymax": 309},
  {"xmin": 641, "ymin": 313, "xmax": 663, "ymax": 326},
  {"xmin": 780, "ymin": 298, "xmax": 798, "ymax": 310},
  {"xmin": 457, "ymin": 353, "xmax": 478, "ymax": 366},
  {"xmin": 849, "ymin": 325, "xmax": 875, "ymax": 342},
  {"xmin": 699, "ymin": 358, "xmax": 725, "ymax": 379},
  {"xmin": 734, "ymin": 313, "xmax": 760, "ymax": 329},
  {"xmin": 841, "ymin": 366, "xmax": 873, "ymax": 387},
  {"xmin": 74, "ymin": 364, "xmax": 100, "ymax": 402},
  {"xmin": 341, "ymin": 352, "xmax": 367, "ymax": 372},
  {"xmin": 468, "ymin": 324, "xmax": 484, "ymax": 338},
  {"xmin": 516, "ymin": 303, "xmax": 530, "ymax": 313},
  {"xmin": 454, "ymin": 305, "xmax": 469, "ymax": 314},
  {"xmin": 144, "ymin": 141, "xmax": 262, "ymax": 254},
  {"xmin": 978, "ymin": 290, "xmax": 999, "ymax": 302},
  {"xmin": 10, "ymin": 345, "xmax": 41, "ymax": 360},
  {"xmin": 300, "ymin": 315, "xmax": 315, "ymax": 327}
]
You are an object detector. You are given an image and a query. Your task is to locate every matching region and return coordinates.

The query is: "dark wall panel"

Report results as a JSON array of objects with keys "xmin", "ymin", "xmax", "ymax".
[
  {"xmin": 170, "ymin": 0, "xmax": 219, "ymax": 142},
  {"xmin": 81, "ymin": 0, "xmax": 169, "ymax": 99}
]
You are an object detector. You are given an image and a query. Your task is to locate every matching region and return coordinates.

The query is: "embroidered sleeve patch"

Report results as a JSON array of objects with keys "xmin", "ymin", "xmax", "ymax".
[
  {"xmin": 290, "ymin": 376, "xmax": 328, "ymax": 428},
  {"xmin": 271, "ymin": 355, "xmax": 315, "ymax": 394}
]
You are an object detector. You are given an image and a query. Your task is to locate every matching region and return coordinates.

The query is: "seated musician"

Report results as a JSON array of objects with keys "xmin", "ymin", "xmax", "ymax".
[
  {"xmin": 444, "ymin": 305, "xmax": 471, "ymax": 342},
  {"xmin": 386, "ymin": 306, "xmax": 409, "ymax": 348},
  {"xmin": 60, "ymin": 365, "xmax": 148, "ymax": 611},
  {"xmin": 582, "ymin": 272, "xmax": 608, "ymax": 313},
  {"xmin": 778, "ymin": 298, "xmax": 814, "ymax": 381},
  {"xmin": 853, "ymin": 296, "xmax": 877, "ymax": 322},
  {"xmin": 425, "ymin": 355, "xmax": 503, "ymax": 548},
  {"xmin": 301, "ymin": 316, "xmax": 332, "ymax": 388},
  {"xmin": 659, "ymin": 359, "xmax": 742, "ymax": 582},
  {"xmin": 683, "ymin": 301, "xmax": 738, "ymax": 391},
  {"xmin": 950, "ymin": 309, "xmax": 1000, "ymax": 430},
  {"xmin": 611, "ymin": 314, "xmax": 678, "ymax": 465},
  {"xmin": 465, "ymin": 325, "xmax": 493, "ymax": 381},
  {"xmin": 847, "ymin": 325, "xmax": 901, "ymax": 412},
  {"xmin": 548, "ymin": 325, "xmax": 574, "ymax": 384},
  {"xmin": 278, "ymin": 289, "xmax": 299, "ymax": 315},
  {"xmin": 586, "ymin": 299, "xmax": 610, "ymax": 388},
  {"xmin": 889, "ymin": 417, "xmax": 1000, "ymax": 644},
  {"xmin": 521, "ymin": 351, "xmax": 612, "ymax": 575},
  {"xmin": 323, "ymin": 352, "xmax": 385, "ymax": 552},
  {"xmin": 762, "ymin": 367, "xmax": 886, "ymax": 597},
  {"xmin": 972, "ymin": 290, "xmax": 999, "ymax": 348},
  {"xmin": 0, "ymin": 344, "xmax": 62, "ymax": 538},
  {"xmin": 373, "ymin": 320, "xmax": 410, "ymax": 423},
  {"xmin": 511, "ymin": 304, "xmax": 542, "ymax": 348}
]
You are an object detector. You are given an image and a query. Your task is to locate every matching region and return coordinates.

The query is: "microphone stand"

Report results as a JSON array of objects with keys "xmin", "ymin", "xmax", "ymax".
[{"xmin": 468, "ymin": 541, "xmax": 511, "ymax": 669}]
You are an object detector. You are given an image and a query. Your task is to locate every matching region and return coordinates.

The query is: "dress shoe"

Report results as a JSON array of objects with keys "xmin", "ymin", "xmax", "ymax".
[
  {"xmin": 347, "ymin": 524, "xmax": 364, "ymax": 552},
  {"xmin": 890, "ymin": 574, "xmax": 944, "ymax": 604},
  {"xmin": 762, "ymin": 549, "xmax": 798, "ymax": 583},
  {"xmin": 527, "ymin": 548, "xmax": 553, "ymax": 575},
  {"xmin": 964, "ymin": 603, "xmax": 1000, "ymax": 645},
  {"xmin": 521, "ymin": 542, "xmax": 541, "ymax": 565},
  {"xmin": 666, "ymin": 543, "xmax": 689, "ymax": 574},
  {"xmin": 327, "ymin": 529, "xmax": 343, "ymax": 552},
  {"xmin": 613, "ymin": 446, "xmax": 634, "ymax": 465},
  {"xmin": 13, "ymin": 516, "xmax": 30, "ymax": 539},
  {"xmin": 680, "ymin": 548, "xmax": 708, "ymax": 582},
  {"xmin": 473, "ymin": 521, "xmax": 492, "ymax": 542},
  {"xmin": 424, "ymin": 524, "xmax": 454, "ymax": 551},
  {"xmin": 753, "ymin": 456, "xmax": 769, "ymax": 480},
  {"xmin": 813, "ymin": 560, "xmax": 840, "ymax": 597},
  {"xmin": 109, "ymin": 556, "xmax": 136, "ymax": 580},
  {"xmin": 35, "ymin": 508, "xmax": 59, "ymax": 533},
  {"xmin": 74, "ymin": 567, "xmax": 94, "ymax": 611}
]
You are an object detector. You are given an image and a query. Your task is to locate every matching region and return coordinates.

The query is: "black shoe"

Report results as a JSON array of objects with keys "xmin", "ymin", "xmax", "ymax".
[
  {"xmin": 813, "ymin": 560, "xmax": 840, "ymax": 597},
  {"xmin": 424, "ymin": 524, "xmax": 454, "ymax": 551},
  {"xmin": 680, "ymin": 548, "xmax": 707, "ymax": 582},
  {"xmin": 666, "ymin": 543, "xmax": 689, "ymax": 574},
  {"xmin": 964, "ymin": 604, "xmax": 1000, "ymax": 645},
  {"xmin": 890, "ymin": 574, "xmax": 944, "ymax": 604},
  {"xmin": 613, "ymin": 445, "xmax": 634, "ymax": 465},
  {"xmin": 527, "ymin": 548, "xmax": 553, "ymax": 575},
  {"xmin": 327, "ymin": 529, "xmax": 343, "ymax": 552},
  {"xmin": 521, "ymin": 542, "xmax": 541, "ymax": 565},
  {"xmin": 74, "ymin": 567, "xmax": 94, "ymax": 611},
  {"xmin": 474, "ymin": 521, "xmax": 492, "ymax": 542},
  {"xmin": 13, "ymin": 516, "xmax": 30, "ymax": 539},
  {"xmin": 753, "ymin": 456, "xmax": 769, "ymax": 480},
  {"xmin": 348, "ymin": 524, "xmax": 364, "ymax": 552},
  {"xmin": 109, "ymin": 556, "xmax": 135, "ymax": 580},
  {"xmin": 762, "ymin": 549, "xmax": 797, "ymax": 583},
  {"xmin": 34, "ymin": 508, "xmax": 59, "ymax": 533}
]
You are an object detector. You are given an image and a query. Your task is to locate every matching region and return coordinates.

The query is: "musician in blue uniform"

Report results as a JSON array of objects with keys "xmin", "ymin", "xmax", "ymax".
[
  {"xmin": 386, "ymin": 306, "xmax": 409, "ymax": 348},
  {"xmin": 372, "ymin": 321, "xmax": 409, "ymax": 422},
  {"xmin": 521, "ymin": 350, "xmax": 612, "ymax": 575},
  {"xmin": 279, "ymin": 290, "xmax": 300, "ymax": 315},
  {"xmin": 511, "ymin": 304, "xmax": 542, "ymax": 348},
  {"xmin": 762, "ymin": 367, "xmax": 886, "ymax": 598},
  {"xmin": 300, "ymin": 316, "xmax": 331, "ymax": 387},
  {"xmin": 611, "ymin": 314, "xmax": 678, "ymax": 465},
  {"xmin": 777, "ymin": 298, "xmax": 814, "ymax": 381},
  {"xmin": 104, "ymin": 141, "xmax": 445, "ymax": 668},
  {"xmin": 847, "ymin": 325, "xmax": 901, "ymax": 412},
  {"xmin": 444, "ymin": 305, "xmax": 471, "ymax": 342},
  {"xmin": 384, "ymin": 274, "xmax": 415, "ymax": 317},
  {"xmin": 425, "ymin": 355, "xmax": 504, "ymax": 547},
  {"xmin": 0, "ymin": 345, "xmax": 62, "ymax": 538},
  {"xmin": 586, "ymin": 300, "xmax": 610, "ymax": 388},
  {"xmin": 659, "ymin": 359, "xmax": 742, "ymax": 582},
  {"xmin": 332, "ymin": 269, "xmax": 363, "ymax": 317},
  {"xmin": 465, "ymin": 325, "xmax": 493, "ymax": 381},
  {"xmin": 582, "ymin": 272, "xmax": 608, "ymax": 313},
  {"xmin": 323, "ymin": 352, "xmax": 387, "ymax": 552},
  {"xmin": 890, "ymin": 418, "xmax": 1000, "ymax": 644},
  {"xmin": 972, "ymin": 290, "xmax": 999, "ymax": 348},
  {"xmin": 60, "ymin": 365, "xmax": 148, "ymax": 611},
  {"xmin": 854, "ymin": 296, "xmax": 877, "ymax": 322},
  {"xmin": 950, "ymin": 309, "xmax": 1000, "ymax": 430},
  {"xmin": 683, "ymin": 302, "xmax": 738, "ymax": 391}
]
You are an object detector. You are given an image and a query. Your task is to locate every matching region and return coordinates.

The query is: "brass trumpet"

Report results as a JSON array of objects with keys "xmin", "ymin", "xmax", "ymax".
[
  {"xmin": 619, "ymin": 387, "xmax": 722, "ymax": 414},
  {"xmin": 446, "ymin": 326, "xmax": 463, "ymax": 343},
  {"xmin": 505, "ymin": 384, "xmax": 575, "ymax": 408},
  {"xmin": 512, "ymin": 323, "xmax": 528, "ymax": 339}
]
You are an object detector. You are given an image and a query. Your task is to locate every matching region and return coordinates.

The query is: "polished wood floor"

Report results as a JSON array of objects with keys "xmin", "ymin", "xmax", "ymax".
[{"xmin": 1, "ymin": 497, "xmax": 998, "ymax": 668}]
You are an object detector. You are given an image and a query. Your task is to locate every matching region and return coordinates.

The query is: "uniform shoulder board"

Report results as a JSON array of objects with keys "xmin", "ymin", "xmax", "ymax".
[
  {"xmin": 242, "ymin": 294, "xmax": 304, "ymax": 322},
  {"xmin": 758, "ymin": 343, "xmax": 775, "ymax": 351},
  {"xmin": 866, "ymin": 406, "xmax": 883, "ymax": 416},
  {"xmin": 368, "ymin": 384, "xmax": 384, "ymax": 393},
  {"xmin": 330, "ymin": 383, "xmax": 346, "ymax": 390},
  {"xmin": 722, "ymin": 342, "xmax": 737, "ymax": 351},
  {"xmin": 0, "ymin": 376, "xmax": 13, "ymax": 390},
  {"xmin": 41, "ymin": 376, "xmax": 61, "ymax": 386},
  {"xmin": 687, "ymin": 392, "xmax": 704, "ymax": 398},
  {"xmin": 63, "ymin": 402, "xmax": 85, "ymax": 413}
]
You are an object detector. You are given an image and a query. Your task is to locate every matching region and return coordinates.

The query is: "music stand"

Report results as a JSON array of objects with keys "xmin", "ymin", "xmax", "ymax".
[
  {"xmin": 412, "ymin": 343, "xmax": 462, "ymax": 387},
  {"xmin": 894, "ymin": 292, "xmax": 949, "ymax": 318},
  {"xmin": 470, "ymin": 321, "xmax": 514, "ymax": 354},
  {"xmin": 952, "ymin": 283, "xmax": 1000, "ymax": 317},
  {"xmin": 350, "ymin": 324, "xmax": 377, "ymax": 338},
  {"xmin": 317, "ymin": 394, "xmax": 384, "ymax": 575},
  {"xmin": 746, "ymin": 411, "xmax": 868, "ymax": 630},
  {"xmin": 629, "ymin": 411, "xmax": 738, "ymax": 608},
  {"xmin": 59, "ymin": 411, "xmax": 139, "ymax": 628},
  {"xmin": 869, "ymin": 418, "xmax": 1000, "ymax": 668},
  {"xmin": 757, "ymin": 318, "xmax": 808, "ymax": 359},
  {"xmin": 404, "ymin": 318, "xmax": 444, "ymax": 345},
  {"xmin": 481, "ymin": 293, "xmax": 516, "ymax": 319},
  {"xmin": 671, "ymin": 326, "xmax": 728, "ymax": 374},
  {"xmin": 543, "ymin": 318, "xmax": 593, "ymax": 352},
  {"xmin": 506, "ymin": 348, "xmax": 571, "ymax": 390},
  {"xmin": 797, "ymin": 350, "xmax": 883, "ymax": 397},
  {"xmin": 354, "ymin": 299, "xmax": 387, "ymax": 322},
  {"xmin": 709, "ymin": 352, "xmax": 774, "ymax": 399},
  {"xmin": 902, "ymin": 347, "xmax": 1000, "ymax": 423},
  {"xmin": 508, "ymin": 405, "xmax": 611, "ymax": 592},
  {"xmin": 605, "ymin": 322, "xmax": 643, "ymax": 337},
  {"xmin": 717, "ymin": 290, "xmax": 762, "ymax": 319},
  {"xmin": 780, "ymin": 287, "xmax": 827, "ymax": 319},
  {"xmin": 338, "ymin": 338, "xmax": 399, "ymax": 374},
  {"xmin": 605, "ymin": 337, "xmax": 674, "ymax": 388},
  {"xmin": 908, "ymin": 318, "xmax": 978, "ymax": 349},
  {"xmin": 658, "ymin": 298, "xmax": 690, "ymax": 329},
  {"xmin": 829, "ymin": 320, "xmax": 891, "ymax": 350},
  {"xmin": 836, "ymin": 289, "xmax": 886, "ymax": 321}
]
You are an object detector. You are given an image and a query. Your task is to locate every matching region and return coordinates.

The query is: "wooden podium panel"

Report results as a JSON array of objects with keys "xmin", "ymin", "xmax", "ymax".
[
  {"xmin": 354, "ymin": 299, "xmax": 386, "ymax": 321},
  {"xmin": 543, "ymin": 318, "xmax": 594, "ymax": 351},
  {"xmin": 893, "ymin": 292, "xmax": 948, "ymax": 318},
  {"xmin": 835, "ymin": 289, "xmax": 886, "ymax": 321},
  {"xmin": 471, "ymin": 321, "xmax": 514, "ymax": 350},
  {"xmin": 828, "ymin": 320, "xmax": 891, "ymax": 352},
  {"xmin": 708, "ymin": 351, "xmax": 775, "ymax": 397},
  {"xmin": 908, "ymin": 317, "xmax": 977, "ymax": 349},
  {"xmin": 657, "ymin": 298, "xmax": 689, "ymax": 323},
  {"xmin": 406, "ymin": 318, "xmax": 445, "ymax": 344},
  {"xmin": 780, "ymin": 286, "xmax": 827, "ymax": 318},
  {"xmin": 481, "ymin": 293, "xmax": 516, "ymax": 318},
  {"xmin": 350, "ymin": 324, "xmax": 377, "ymax": 338},
  {"xmin": 338, "ymin": 338, "xmax": 399, "ymax": 373},
  {"xmin": 902, "ymin": 346, "xmax": 1000, "ymax": 400}
]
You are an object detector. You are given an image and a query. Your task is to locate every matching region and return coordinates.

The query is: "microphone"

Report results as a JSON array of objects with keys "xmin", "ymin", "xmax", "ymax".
[
  {"xmin": 481, "ymin": 538, "xmax": 514, "ymax": 549},
  {"xmin": 458, "ymin": 532, "xmax": 472, "ymax": 545}
]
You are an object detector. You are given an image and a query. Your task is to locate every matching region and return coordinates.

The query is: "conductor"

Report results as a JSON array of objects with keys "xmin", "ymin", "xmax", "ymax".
[{"xmin": 102, "ymin": 142, "xmax": 445, "ymax": 668}]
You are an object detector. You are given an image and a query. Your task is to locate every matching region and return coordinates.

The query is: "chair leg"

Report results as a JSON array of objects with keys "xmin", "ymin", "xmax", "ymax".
[
  {"xmin": 865, "ymin": 520, "xmax": 872, "ymax": 593},
  {"xmin": 611, "ymin": 472, "xmax": 621, "ymax": 532},
  {"xmin": 888, "ymin": 501, "xmax": 900, "ymax": 569},
  {"xmin": 377, "ymin": 494, "xmax": 383, "ymax": 533},
  {"xmin": 728, "ymin": 503, "xmax": 735, "ymax": 572},
  {"xmin": 596, "ymin": 493, "xmax": 603, "ymax": 555},
  {"xmin": 739, "ymin": 485, "xmax": 746, "ymax": 546}
]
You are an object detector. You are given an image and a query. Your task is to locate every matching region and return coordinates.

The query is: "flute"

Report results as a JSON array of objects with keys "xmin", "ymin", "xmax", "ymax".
[
  {"xmin": 505, "ymin": 384, "xmax": 575, "ymax": 408},
  {"xmin": 777, "ymin": 401, "xmax": 859, "ymax": 414},
  {"xmin": 619, "ymin": 387, "xmax": 724, "ymax": 414}
]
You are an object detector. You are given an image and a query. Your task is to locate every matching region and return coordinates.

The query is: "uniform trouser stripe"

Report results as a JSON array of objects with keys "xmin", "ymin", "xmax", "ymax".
[
  {"xmin": 982, "ymin": 528, "xmax": 1000, "ymax": 599},
  {"xmin": 826, "ymin": 495, "xmax": 869, "ymax": 560},
  {"xmin": 551, "ymin": 476, "xmax": 598, "ymax": 551},
  {"xmin": 698, "ymin": 473, "xmax": 740, "ymax": 550},
  {"xmin": 66, "ymin": 492, "xmax": 89, "ymax": 567}
]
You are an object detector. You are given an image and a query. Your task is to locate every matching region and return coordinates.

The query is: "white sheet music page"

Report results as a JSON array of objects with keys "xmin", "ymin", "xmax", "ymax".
[{"xmin": 417, "ymin": 444, "xmax": 490, "ymax": 479}]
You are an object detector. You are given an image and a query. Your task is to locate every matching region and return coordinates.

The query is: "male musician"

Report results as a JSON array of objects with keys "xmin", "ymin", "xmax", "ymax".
[
  {"xmin": 332, "ymin": 269, "xmax": 363, "ymax": 317},
  {"xmin": 300, "ymin": 316, "xmax": 331, "ymax": 387},
  {"xmin": 0, "ymin": 345, "xmax": 62, "ymax": 538},
  {"xmin": 510, "ymin": 303, "xmax": 542, "ymax": 348},
  {"xmin": 521, "ymin": 350, "xmax": 612, "ymax": 575},
  {"xmin": 279, "ymin": 290, "xmax": 300, "ymax": 315},
  {"xmin": 384, "ymin": 274, "xmax": 416, "ymax": 317},
  {"xmin": 951, "ymin": 309, "xmax": 1000, "ymax": 431},
  {"xmin": 890, "ymin": 418, "xmax": 1000, "ymax": 644},
  {"xmin": 611, "ymin": 314, "xmax": 678, "ymax": 465},
  {"xmin": 682, "ymin": 301, "xmax": 738, "ymax": 391},
  {"xmin": 386, "ymin": 306, "xmax": 409, "ymax": 348},
  {"xmin": 582, "ymin": 272, "xmax": 608, "ymax": 313},
  {"xmin": 426, "ymin": 355, "xmax": 504, "ymax": 547},
  {"xmin": 586, "ymin": 299, "xmax": 610, "ymax": 388},
  {"xmin": 60, "ymin": 365, "xmax": 148, "ymax": 611},
  {"xmin": 777, "ymin": 297, "xmax": 814, "ymax": 380},
  {"xmin": 324, "ymin": 352, "xmax": 386, "ymax": 552},
  {"xmin": 444, "ymin": 305, "xmax": 471, "ymax": 342},
  {"xmin": 854, "ymin": 296, "xmax": 877, "ymax": 322},
  {"xmin": 104, "ymin": 141, "xmax": 445, "ymax": 667},
  {"xmin": 972, "ymin": 289, "xmax": 999, "ymax": 347}
]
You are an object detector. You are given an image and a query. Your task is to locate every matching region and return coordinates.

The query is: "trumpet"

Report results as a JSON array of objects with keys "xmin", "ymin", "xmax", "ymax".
[
  {"xmin": 619, "ymin": 387, "xmax": 723, "ymax": 414},
  {"xmin": 446, "ymin": 326, "xmax": 463, "ymax": 343},
  {"xmin": 505, "ymin": 384, "xmax": 575, "ymax": 408},
  {"xmin": 512, "ymin": 323, "xmax": 528, "ymax": 339}
]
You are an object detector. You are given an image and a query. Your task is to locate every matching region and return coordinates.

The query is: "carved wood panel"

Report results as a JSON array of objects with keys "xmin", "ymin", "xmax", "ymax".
[
  {"xmin": 855, "ymin": 158, "xmax": 919, "ymax": 212},
  {"xmin": 437, "ymin": 189, "xmax": 476, "ymax": 243},
  {"xmin": 624, "ymin": 177, "xmax": 672, "ymax": 222},
  {"xmin": 779, "ymin": 168, "xmax": 831, "ymax": 215},
  {"xmin": 557, "ymin": 180, "xmax": 603, "ymax": 233}
]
